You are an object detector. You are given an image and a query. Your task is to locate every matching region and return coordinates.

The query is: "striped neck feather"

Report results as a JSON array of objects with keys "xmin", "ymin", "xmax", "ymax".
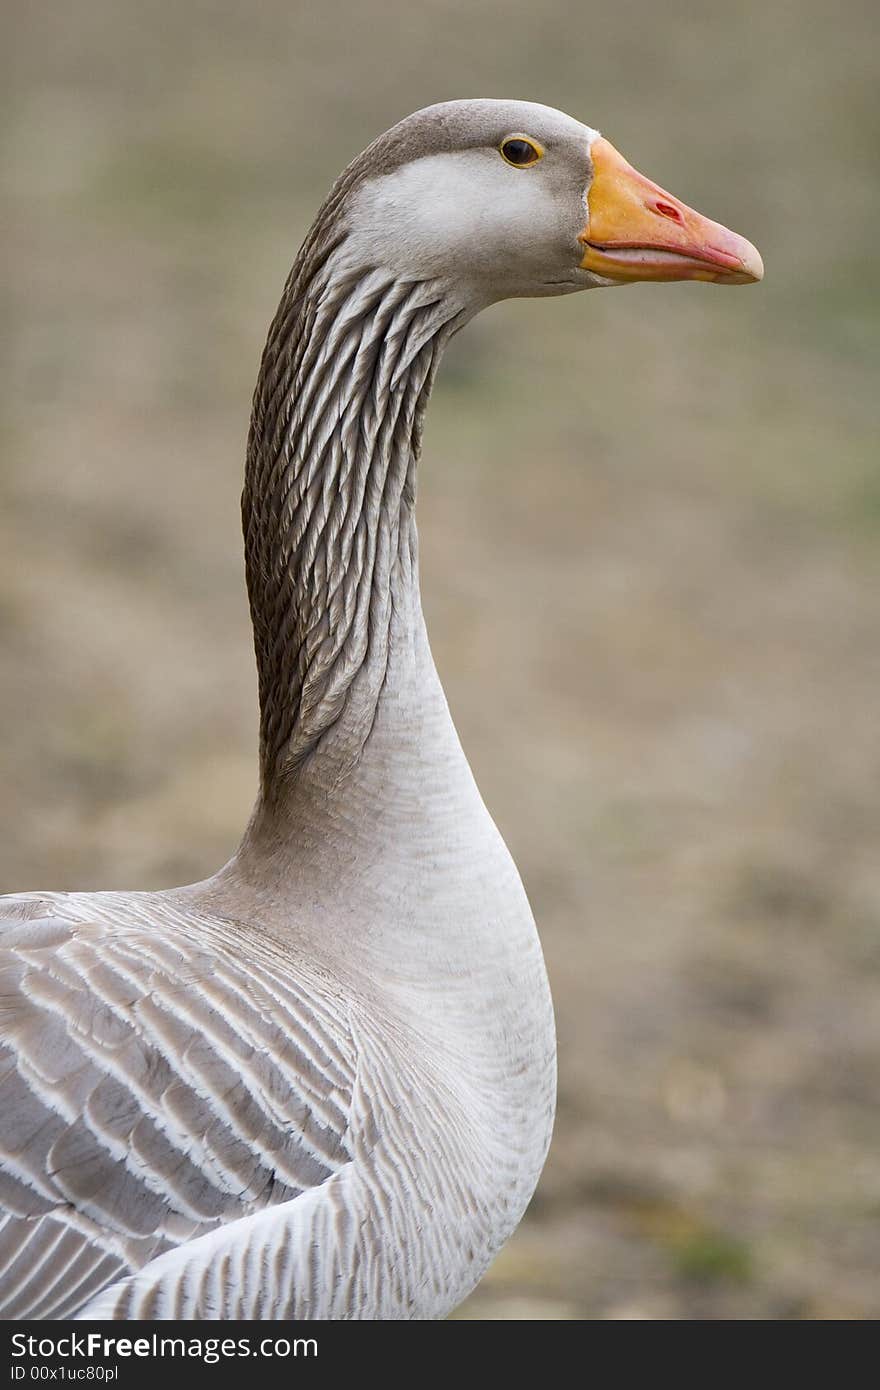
[{"xmin": 244, "ymin": 247, "xmax": 465, "ymax": 802}]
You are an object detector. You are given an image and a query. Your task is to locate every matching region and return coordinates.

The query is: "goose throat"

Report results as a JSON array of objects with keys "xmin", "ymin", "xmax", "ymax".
[{"xmin": 243, "ymin": 241, "xmax": 467, "ymax": 802}]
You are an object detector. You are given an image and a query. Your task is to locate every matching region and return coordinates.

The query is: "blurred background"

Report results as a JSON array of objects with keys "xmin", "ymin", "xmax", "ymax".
[{"xmin": 3, "ymin": 0, "xmax": 879, "ymax": 1319}]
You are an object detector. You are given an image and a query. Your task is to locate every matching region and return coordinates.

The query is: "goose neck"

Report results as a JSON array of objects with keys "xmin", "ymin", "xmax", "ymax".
[{"xmin": 243, "ymin": 252, "xmax": 467, "ymax": 812}]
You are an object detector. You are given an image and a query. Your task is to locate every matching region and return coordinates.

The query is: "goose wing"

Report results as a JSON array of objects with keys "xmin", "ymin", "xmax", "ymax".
[{"xmin": 0, "ymin": 894, "xmax": 357, "ymax": 1318}]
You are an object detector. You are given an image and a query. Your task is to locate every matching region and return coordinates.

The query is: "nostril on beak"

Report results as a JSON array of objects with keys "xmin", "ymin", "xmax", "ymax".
[{"xmin": 653, "ymin": 201, "xmax": 683, "ymax": 223}]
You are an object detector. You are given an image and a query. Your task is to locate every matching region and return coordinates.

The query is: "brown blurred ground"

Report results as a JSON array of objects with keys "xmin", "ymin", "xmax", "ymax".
[{"xmin": 3, "ymin": 0, "xmax": 879, "ymax": 1319}]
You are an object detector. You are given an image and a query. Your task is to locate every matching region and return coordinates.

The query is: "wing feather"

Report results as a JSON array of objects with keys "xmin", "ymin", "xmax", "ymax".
[{"xmin": 0, "ymin": 892, "xmax": 358, "ymax": 1318}]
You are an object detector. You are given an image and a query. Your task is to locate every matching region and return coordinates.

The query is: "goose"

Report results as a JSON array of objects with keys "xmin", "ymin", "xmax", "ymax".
[{"xmin": 0, "ymin": 99, "xmax": 762, "ymax": 1322}]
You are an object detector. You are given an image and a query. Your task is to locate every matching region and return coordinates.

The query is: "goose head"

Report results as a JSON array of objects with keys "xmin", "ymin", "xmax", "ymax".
[{"xmin": 337, "ymin": 98, "xmax": 763, "ymax": 306}]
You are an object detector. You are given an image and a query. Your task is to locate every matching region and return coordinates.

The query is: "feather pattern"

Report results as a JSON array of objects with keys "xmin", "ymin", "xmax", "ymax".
[
  {"xmin": 0, "ymin": 878, "xmax": 554, "ymax": 1320},
  {"xmin": 244, "ymin": 255, "xmax": 467, "ymax": 793},
  {"xmin": 0, "ymin": 891, "xmax": 359, "ymax": 1317}
]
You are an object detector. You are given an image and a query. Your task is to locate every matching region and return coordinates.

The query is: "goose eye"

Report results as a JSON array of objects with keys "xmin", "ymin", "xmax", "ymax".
[{"xmin": 500, "ymin": 136, "xmax": 543, "ymax": 168}]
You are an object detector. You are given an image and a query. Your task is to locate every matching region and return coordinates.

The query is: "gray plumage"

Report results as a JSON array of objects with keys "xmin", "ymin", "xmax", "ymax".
[
  {"xmin": 0, "ymin": 97, "xmax": 760, "ymax": 1320},
  {"xmin": 0, "ymin": 100, "xmax": 565, "ymax": 1321}
]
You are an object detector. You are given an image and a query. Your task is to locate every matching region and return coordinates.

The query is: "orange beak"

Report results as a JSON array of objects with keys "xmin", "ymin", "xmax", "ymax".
[{"xmin": 580, "ymin": 137, "xmax": 763, "ymax": 285}]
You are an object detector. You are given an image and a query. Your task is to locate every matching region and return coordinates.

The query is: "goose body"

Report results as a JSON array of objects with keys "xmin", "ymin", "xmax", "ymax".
[{"xmin": 0, "ymin": 100, "xmax": 761, "ymax": 1320}]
